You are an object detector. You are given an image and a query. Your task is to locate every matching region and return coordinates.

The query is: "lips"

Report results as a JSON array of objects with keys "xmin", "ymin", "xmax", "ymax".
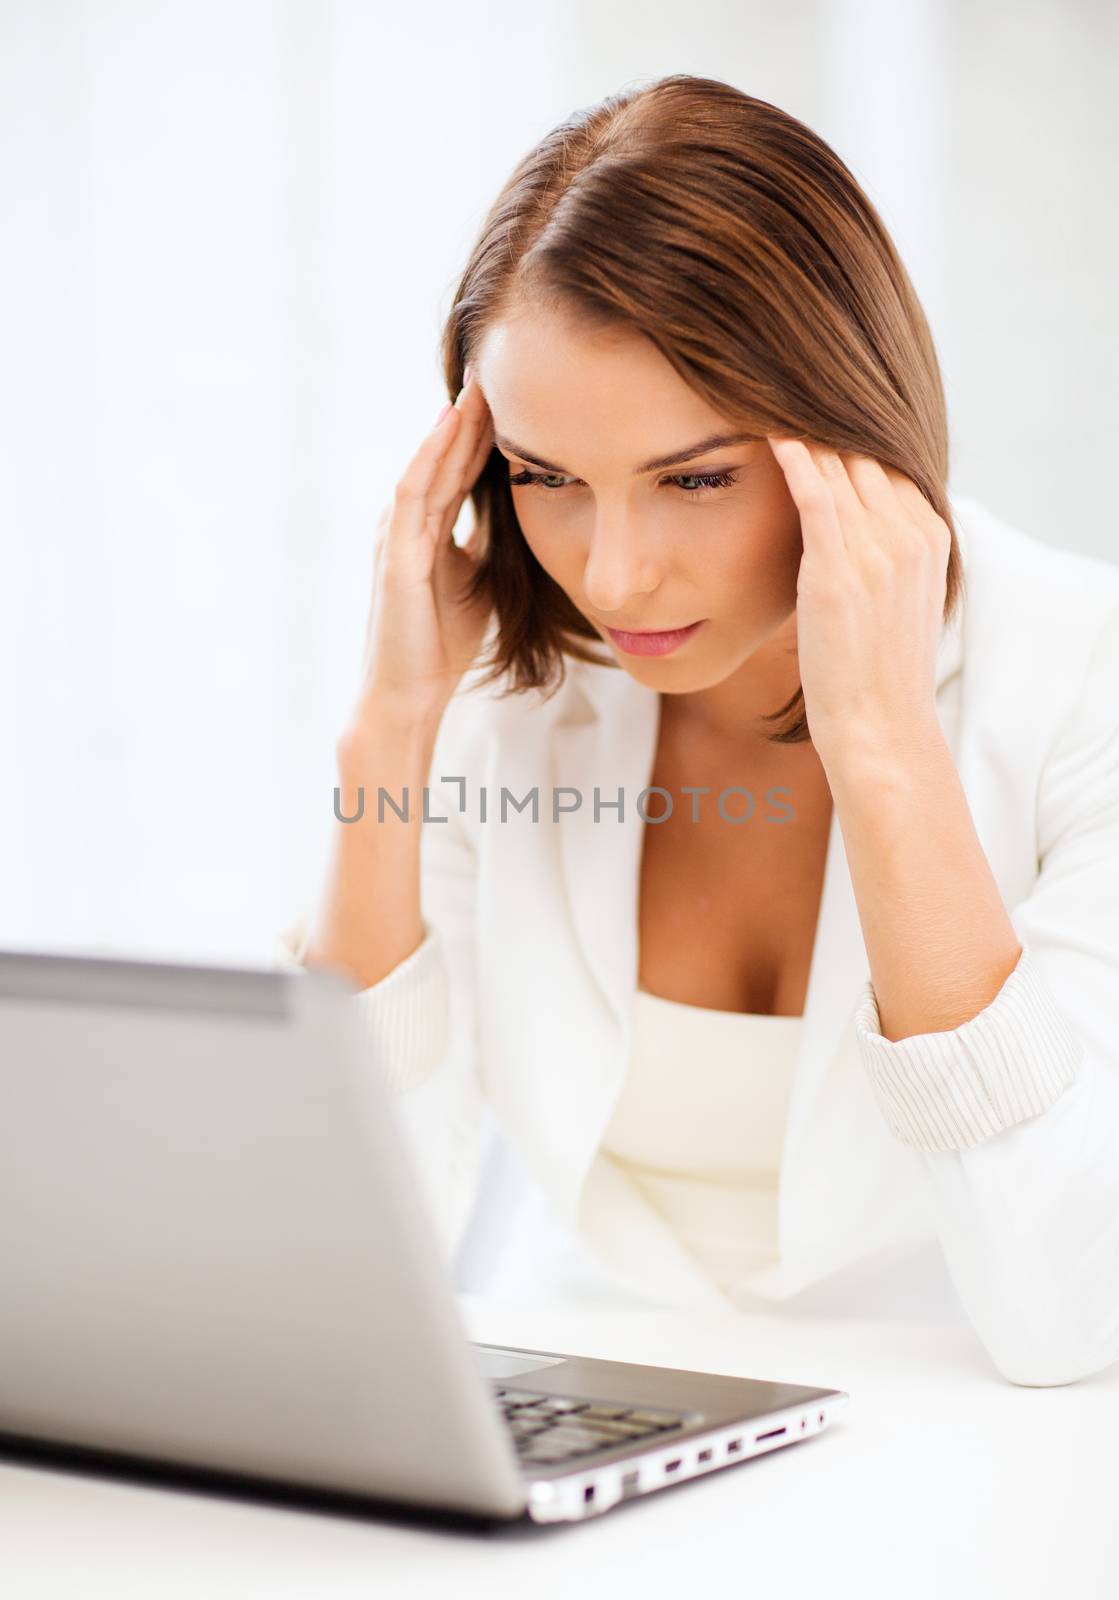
[
  {"xmin": 604, "ymin": 620, "xmax": 705, "ymax": 657},
  {"xmin": 610, "ymin": 623, "xmax": 696, "ymax": 635}
]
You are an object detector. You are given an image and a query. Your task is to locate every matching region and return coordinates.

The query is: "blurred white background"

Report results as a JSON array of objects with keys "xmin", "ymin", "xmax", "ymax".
[{"xmin": 2, "ymin": 0, "xmax": 1117, "ymax": 966}]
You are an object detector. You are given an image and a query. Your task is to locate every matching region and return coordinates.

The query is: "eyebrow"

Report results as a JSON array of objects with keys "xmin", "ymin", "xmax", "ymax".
[{"xmin": 493, "ymin": 430, "xmax": 760, "ymax": 476}]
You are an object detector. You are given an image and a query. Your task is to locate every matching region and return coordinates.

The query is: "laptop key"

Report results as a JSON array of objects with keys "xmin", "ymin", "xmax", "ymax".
[
  {"xmin": 573, "ymin": 1417, "xmax": 667, "ymax": 1441},
  {"xmin": 620, "ymin": 1409, "xmax": 685, "ymax": 1429},
  {"xmin": 540, "ymin": 1425, "xmax": 627, "ymax": 1453},
  {"xmin": 521, "ymin": 1443, "xmax": 610, "ymax": 1465},
  {"xmin": 519, "ymin": 1439, "xmax": 584, "ymax": 1460}
]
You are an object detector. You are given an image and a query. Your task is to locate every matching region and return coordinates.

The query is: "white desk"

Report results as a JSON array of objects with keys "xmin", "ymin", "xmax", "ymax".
[{"xmin": 1, "ymin": 1293, "xmax": 1115, "ymax": 1600}]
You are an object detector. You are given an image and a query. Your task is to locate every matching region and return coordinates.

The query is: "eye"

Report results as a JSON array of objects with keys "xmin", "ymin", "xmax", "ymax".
[
  {"xmin": 508, "ymin": 468, "xmax": 740, "ymax": 496},
  {"xmin": 670, "ymin": 470, "xmax": 738, "ymax": 494},
  {"xmin": 509, "ymin": 469, "xmax": 572, "ymax": 491}
]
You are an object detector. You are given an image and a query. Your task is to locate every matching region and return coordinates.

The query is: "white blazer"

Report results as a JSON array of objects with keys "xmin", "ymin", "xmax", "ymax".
[{"xmin": 278, "ymin": 492, "xmax": 1119, "ymax": 1387}]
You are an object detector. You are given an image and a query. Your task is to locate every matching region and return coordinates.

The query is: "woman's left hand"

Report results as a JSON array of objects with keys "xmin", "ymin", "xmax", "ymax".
[{"xmin": 766, "ymin": 436, "xmax": 952, "ymax": 766}]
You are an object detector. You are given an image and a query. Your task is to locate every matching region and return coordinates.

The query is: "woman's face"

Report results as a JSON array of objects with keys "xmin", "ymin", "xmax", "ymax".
[{"xmin": 476, "ymin": 302, "xmax": 805, "ymax": 711}]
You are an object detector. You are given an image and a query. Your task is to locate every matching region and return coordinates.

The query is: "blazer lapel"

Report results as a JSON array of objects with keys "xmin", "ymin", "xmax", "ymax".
[
  {"xmin": 550, "ymin": 546, "xmax": 968, "ymax": 1291},
  {"xmin": 552, "ymin": 659, "xmax": 660, "ymax": 1038}
]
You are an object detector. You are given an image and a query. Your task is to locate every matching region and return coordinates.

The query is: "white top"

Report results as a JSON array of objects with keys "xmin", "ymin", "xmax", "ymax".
[{"xmin": 599, "ymin": 988, "xmax": 803, "ymax": 1298}]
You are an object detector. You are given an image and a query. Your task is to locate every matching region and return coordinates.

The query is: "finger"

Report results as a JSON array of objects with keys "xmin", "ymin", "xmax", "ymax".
[
  {"xmin": 434, "ymin": 410, "xmax": 496, "ymax": 549},
  {"xmin": 440, "ymin": 393, "xmax": 494, "ymax": 514},
  {"xmin": 805, "ymin": 442, "xmax": 865, "ymax": 529},
  {"xmin": 840, "ymin": 452, "xmax": 897, "ymax": 516},
  {"xmin": 880, "ymin": 465, "xmax": 950, "ymax": 548},
  {"xmin": 864, "ymin": 463, "xmax": 952, "ymax": 565},
  {"xmin": 384, "ymin": 402, "xmax": 464, "ymax": 576},
  {"xmin": 834, "ymin": 450, "xmax": 917, "ymax": 559},
  {"xmin": 767, "ymin": 436, "xmax": 848, "ymax": 561},
  {"xmin": 450, "ymin": 416, "xmax": 496, "ymax": 530},
  {"xmin": 426, "ymin": 372, "xmax": 493, "ymax": 522},
  {"xmin": 807, "ymin": 446, "xmax": 925, "ymax": 579}
]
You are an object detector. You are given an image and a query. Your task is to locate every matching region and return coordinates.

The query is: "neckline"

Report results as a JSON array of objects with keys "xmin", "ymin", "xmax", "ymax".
[{"xmin": 635, "ymin": 986, "xmax": 804, "ymax": 1023}]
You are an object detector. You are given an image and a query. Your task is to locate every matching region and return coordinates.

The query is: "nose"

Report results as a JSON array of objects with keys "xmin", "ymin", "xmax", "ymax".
[{"xmin": 581, "ymin": 508, "xmax": 663, "ymax": 616}]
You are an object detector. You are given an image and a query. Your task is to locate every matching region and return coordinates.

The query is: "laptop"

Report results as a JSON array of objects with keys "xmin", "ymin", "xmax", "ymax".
[{"xmin": 0, "ymin": 947, "xmax": 849, "ymax": 1525}]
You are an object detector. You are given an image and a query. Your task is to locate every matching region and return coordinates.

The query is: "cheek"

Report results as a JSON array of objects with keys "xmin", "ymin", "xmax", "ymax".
[
  {"xmin": 513, "ymin": 500, "xmax": 577, "ymax": 577},
  {"xmin": 764, "ymin": 512, "xmax": 804, "ymax": 585},
  {"xmin": 708, "ymin": 514, "xmax": 802, "ymax": 613},
  {"xmin": 513, "ymin": 508, "xmax": 547, "ymax": 566}
]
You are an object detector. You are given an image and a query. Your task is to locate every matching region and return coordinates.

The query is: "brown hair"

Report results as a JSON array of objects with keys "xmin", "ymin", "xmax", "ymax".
[{"xmin": 439, "ymin": 73, "xmax": 963, "ymax": 743}]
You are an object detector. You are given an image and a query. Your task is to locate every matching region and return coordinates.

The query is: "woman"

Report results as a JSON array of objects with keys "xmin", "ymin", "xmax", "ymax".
[{"xmin": 278, "ymin": 75, "xmax": 1119, "ymax": 1386}]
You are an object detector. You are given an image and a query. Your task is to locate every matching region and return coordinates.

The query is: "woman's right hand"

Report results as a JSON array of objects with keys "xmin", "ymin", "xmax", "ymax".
[{"xmin": 345, "ymin": 366, "xmax": 496, "ymax": 743}]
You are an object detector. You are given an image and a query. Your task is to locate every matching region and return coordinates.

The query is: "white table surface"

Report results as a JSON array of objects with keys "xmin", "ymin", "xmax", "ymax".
[{"xmin": 1, "ymin": 1291, "xmax": 1116, "ymax": 1600}]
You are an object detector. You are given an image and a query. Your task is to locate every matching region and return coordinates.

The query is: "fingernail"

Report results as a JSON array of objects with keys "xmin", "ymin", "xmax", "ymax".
[{"xmin": 434, "ymin": 399, "xmax": 453, "ymax": 426}]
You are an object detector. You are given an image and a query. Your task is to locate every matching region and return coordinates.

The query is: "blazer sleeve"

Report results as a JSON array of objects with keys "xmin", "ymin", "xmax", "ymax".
[
  {"xmin": 852, "ymin": 597, "xmax": 1119, "ymax": 1387},
  {"xmin": 274, "ymin": 911, "xmax": 450, "ymax": 1093},
  {"xmin": 273, "ymin": 743, "xmax": 487, "ymax": 1261}
]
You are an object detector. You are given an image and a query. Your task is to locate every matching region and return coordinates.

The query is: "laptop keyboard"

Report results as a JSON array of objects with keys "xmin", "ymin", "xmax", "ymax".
[{"xmin": 493, "ymin": 1385, "xmax": 687, "ymax": 1468}]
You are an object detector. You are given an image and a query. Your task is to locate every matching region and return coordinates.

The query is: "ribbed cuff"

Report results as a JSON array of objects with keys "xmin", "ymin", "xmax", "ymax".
[
  {"xmin": 853, "ymin": 943, "xmax": 1084, "ymax": 1152},
  {"xmin": 272, "ymin": 918, "xmax": 449, "ymax": 1093},
  {"xmin": 351, "ymin": 921, "xmax": 450, "ymax": 1093}
]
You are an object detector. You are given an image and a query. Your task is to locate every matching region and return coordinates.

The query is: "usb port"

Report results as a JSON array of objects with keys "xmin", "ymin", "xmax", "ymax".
[
  {"xmin": 727, "ymin": 1438, "xmax": 743, "ymax": 1454},
  {"xmin": 697, "ymin": 1448, "xmax": 713, "ymax": 1463},
  {"xmin": 756, "ymin": 1426, "xmax": 787, "ymax": 1442},
  {"xmin": 664, "ymin": 1457, "xmax": 683, "ymax": 1474}
]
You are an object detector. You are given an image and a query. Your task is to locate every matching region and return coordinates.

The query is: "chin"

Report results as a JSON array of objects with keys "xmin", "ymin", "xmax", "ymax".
[{"xmin": 614, "ymin": 655, "xmax": 726, "ymax": 692}]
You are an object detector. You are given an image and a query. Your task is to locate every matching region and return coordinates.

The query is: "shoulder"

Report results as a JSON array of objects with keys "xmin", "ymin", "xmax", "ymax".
[
  {"xmin": 952, "ymin": 491, "xmax": 1119, "ymax": 635},
  {"xmin": 950, "ymin": 492, "xmax": 1119, "ymax": 727}
]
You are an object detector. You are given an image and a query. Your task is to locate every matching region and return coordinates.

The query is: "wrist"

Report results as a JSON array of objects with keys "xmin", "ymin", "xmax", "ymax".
[
  {"xmin": 814, "ymin": 711, "xmax": 947, "ymax": 790},
  {"xmin": 335, "ymin": 709, "xmax": 443, "ymax": 779}
]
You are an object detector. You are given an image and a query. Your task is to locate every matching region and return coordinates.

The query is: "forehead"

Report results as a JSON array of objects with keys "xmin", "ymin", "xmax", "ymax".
[{"xmin": 476, "ymin": 306, "xmax": 731, "ymax": 463}]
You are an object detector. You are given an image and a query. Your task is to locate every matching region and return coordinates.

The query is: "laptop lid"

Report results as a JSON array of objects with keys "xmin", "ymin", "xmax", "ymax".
[{"xmin": 0, "ymin": 948, "xmax": 527, "ymax": 1519}]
